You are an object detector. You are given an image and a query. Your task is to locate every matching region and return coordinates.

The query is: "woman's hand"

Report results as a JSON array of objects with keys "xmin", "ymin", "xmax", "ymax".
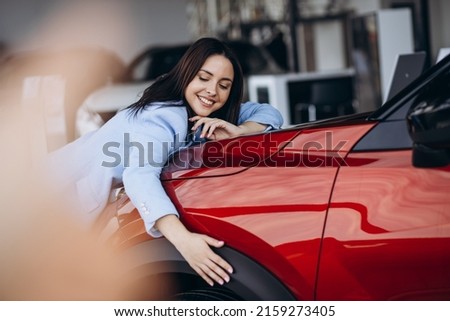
[
  {"xmin": 175, "ymin": 232, "xmax": 233, "ymax": 286},
  {"xmin": 190, "ymin": 116, "xmax": 269, "ymax": 140},
  {"xmin": 155, "ymin": 214, "xmax": 233, "ymax": 286},
  {"xmin": 190, "ymin": 116, "xmax": 244, "ymax": 140}
]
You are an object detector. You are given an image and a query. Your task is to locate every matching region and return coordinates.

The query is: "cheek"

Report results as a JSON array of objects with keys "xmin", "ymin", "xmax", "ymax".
[
  {"xmin": 184, "ymin": 83, "xmax": 193, "ymax": 96},
  {"xmin": 184, "ymin": 84, "xmax": 197, "ymax": 102}
]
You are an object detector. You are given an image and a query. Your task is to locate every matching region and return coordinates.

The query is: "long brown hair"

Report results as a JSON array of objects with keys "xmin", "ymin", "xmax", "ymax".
[{"xmin": 127, "ymin": 38, "xmax": 244, "ymax": 125}]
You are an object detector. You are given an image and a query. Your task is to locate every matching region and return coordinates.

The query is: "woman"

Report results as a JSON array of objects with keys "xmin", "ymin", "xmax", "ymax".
[{"xmin": 47, "ymin": 37, "xmax": 283, "ymax": 287}]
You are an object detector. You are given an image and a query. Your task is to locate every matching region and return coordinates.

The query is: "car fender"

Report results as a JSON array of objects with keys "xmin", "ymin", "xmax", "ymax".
[{"xmin": 118, "ymin": 238, "xmax": 296, "ymax": 300}]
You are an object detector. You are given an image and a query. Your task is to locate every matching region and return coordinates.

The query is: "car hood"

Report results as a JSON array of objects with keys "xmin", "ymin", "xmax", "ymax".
[{"xmin": 83, "ymin": 81, "xmax": 153, "ymax": 113}]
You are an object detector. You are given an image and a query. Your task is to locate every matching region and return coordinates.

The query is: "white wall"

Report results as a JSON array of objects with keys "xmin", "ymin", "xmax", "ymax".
[
  {"xmin": 429, "ymin": 0, "xmax": 450, "ymax": 62},
  {"xmin": 349, "ymin": 0, "xmax": 450, "ymax": 63},
  {"xmin": 0, "ymin": 0, "xmax": 190, "ymax": 63},
  {"xmin": 313, "ymin": 20, "xmax": 346, "ymax": 71},
  {"xmin": 298, "ymin": 0, "xmax": 384, "ymax": 72}
]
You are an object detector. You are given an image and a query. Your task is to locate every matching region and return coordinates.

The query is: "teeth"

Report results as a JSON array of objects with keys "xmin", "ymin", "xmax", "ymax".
[{"xmin": 199, "ymin": 96, "xmax": 213, "ymax": 105}]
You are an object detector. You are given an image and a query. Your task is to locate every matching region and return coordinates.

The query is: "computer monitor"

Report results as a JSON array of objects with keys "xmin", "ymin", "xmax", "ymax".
[{"xmin": 385, "ymin": 52, "xmax": 427, "ymax": 101}]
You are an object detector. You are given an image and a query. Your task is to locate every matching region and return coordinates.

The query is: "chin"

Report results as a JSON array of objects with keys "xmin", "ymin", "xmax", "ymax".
[{"xmin": 196, "ymin": 108, "xmax": 215, "ymax": 117}]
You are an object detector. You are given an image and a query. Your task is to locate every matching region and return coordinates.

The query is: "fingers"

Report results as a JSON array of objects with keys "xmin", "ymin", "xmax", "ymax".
[
  {"xmin": 193, "ymin": 265, "xmax": 215, "ymax": 287},
  {"xmin": 189, "ymin": 115, "xmax": 203, "ymax": 122},
  {"xmin": 202, "ymin": 120, "xmax": 224, "ymax": 139},
  {"xmin": 203, "ymin": 236, "xmax": 232, "ymax": 268},
  {"xmin": 195, "ymin": 254, "xmax": 232, "ymax": 286},
  {"xmin": 202, "ymin": 235, "xmax": 234, "ymax": 275},
  {"xmin": 191, "ymin": 117, "xmax": 225, "ymax": 138},
  {"xmin": 195, "ymin": 257, "xmax": 232, "ymax": 287},
  {"xmin": 181, "ymin": 233, "xmax": 234, "ymax": 286},
  {"xmin": 190, "ymin": 117, "xmax": 236, "ymax": 139},
  {"xmin": 203, "ymin": 235, "xmax": 225, "ymax": 248},
  {"xmin": 190, "ymin": 116, "xmax": 209, "ymax": 131}
]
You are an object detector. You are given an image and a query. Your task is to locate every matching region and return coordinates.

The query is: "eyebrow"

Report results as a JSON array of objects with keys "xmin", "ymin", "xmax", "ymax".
[{"xmin": 199, "ymin": 69, "xmax": 233, "ymax": 83}]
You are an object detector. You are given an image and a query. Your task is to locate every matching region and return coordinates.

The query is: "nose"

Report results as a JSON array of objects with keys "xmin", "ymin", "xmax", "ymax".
[{"xmin": 206, "ymin": 84, "xmax": 216, "ymax": 96}]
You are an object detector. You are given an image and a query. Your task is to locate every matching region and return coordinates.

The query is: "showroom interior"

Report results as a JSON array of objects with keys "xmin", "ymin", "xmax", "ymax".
[
  {"xmin": 1, "ymin": 0, "xmax": 450, "ymax": 303},
  {"xmin": 0, "ymin": 0, "xmax": 449, "ymax": 152}
]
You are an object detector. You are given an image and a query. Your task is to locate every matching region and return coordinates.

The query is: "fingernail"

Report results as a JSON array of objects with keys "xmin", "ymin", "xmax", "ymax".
[{"xmin": 228, "ymin": 268, "xmax": 233, "ymax": 273}]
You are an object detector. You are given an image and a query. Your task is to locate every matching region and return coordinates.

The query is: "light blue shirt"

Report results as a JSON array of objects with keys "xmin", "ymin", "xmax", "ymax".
[{"xmin": 47, "ymin": 101, "xmax": 283, "ymax": 237}]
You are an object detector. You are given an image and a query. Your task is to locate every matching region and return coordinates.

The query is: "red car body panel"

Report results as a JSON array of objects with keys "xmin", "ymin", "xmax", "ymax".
[
  {"xmin": 161, "ymin": 123, "xmax": 377, "ymax": 300},
  {"xmin": 318, "ymin": 150, "xmax": 450, "ymax": 300},
  {"xmin": 105, "ymin": 119, "xmax": 450, "ymax": 300}
]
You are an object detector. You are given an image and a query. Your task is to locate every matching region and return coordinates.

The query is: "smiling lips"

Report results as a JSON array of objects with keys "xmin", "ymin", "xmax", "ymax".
[{"xmin": 198, "ymin": 95, "xmax": 215, "ymax": 106}]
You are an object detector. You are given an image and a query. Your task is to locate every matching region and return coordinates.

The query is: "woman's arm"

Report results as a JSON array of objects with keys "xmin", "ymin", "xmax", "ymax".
[
  {"xmin": 122, "ymin": 107, "xmax": 232, "ymax": 286},
  {"xmin": 190, "ymin": 116, "xmax": 268, "ymax": 140},
  {"xmin": 238, "ymin": 101, "xmax": 283, "ymax": 130},
  {"xmin": 190, "ymin": 101, "xmax": 283, "ymax": 140}
]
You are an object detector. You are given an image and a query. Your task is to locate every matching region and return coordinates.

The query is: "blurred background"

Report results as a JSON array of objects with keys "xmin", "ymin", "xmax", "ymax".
[
  {"xmin": 1, "ymin": 0, "xmax": 449, "ymax": 146},
  {"xmin": 0, "ymin": 0, "xmax": 449, "ymax": 300}
]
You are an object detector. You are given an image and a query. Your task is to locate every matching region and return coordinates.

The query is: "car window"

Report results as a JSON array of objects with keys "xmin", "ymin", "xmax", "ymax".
[
  {"xmin": 369, "ymin": 54, "xmax": 450, "ymax": 122},
  {"xmin": 354, "ymin": 54, "xmax": 450, "ymax": 151}
]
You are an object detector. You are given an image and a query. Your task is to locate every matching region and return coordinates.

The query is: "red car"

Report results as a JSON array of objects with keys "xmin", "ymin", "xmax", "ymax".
[{"xmin": 98, "ymin": 54, "xmax": 450, "ymax": 301}]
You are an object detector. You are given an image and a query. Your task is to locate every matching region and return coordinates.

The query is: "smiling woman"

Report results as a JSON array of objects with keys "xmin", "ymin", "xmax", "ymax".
[
  {"xmin": 184, "ymin": 54, "xmax": 234, "ymax": 118},
  {"xmin": 126, "ymin": 37, "xmax": 245, "ymax": 124},
  {"xmin": 45, "ymin": 37, "xmax": 283, "ymax": 289}
]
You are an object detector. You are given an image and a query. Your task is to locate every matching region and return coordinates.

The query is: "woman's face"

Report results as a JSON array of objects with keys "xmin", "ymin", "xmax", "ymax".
[{"xmin": 184, "ymin": 54, "xmax": 234, "ymax": 117}]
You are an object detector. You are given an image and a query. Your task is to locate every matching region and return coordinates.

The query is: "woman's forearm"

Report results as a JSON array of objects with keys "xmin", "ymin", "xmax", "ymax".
[{"xmin": 154, "ymin": 214, "xmax": 190, "ymax": 247}]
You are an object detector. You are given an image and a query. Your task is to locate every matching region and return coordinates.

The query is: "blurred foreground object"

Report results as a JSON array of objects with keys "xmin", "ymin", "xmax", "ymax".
[{"xmin": 0, "ymin": 109, "xmax": 150, "ymax": 300}]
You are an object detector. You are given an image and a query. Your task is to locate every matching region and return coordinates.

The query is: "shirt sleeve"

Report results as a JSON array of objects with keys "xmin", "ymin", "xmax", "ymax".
[
  {"xmin": 122, "ymin": 107, "xmax": 187, "ymax": 237},
  {"xmin": 238, "ymin": 101, "xmax": 284, "ymax": 130}
]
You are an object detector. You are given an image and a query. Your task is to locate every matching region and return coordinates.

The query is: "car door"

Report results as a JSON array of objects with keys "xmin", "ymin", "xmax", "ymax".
[
  {"xmin": 319, "ymin": 149, "xmax": 450, "ymax": 300},
  {"xmin": 317, "ymin": 58, "xmax": 450, "ymax": 300}
]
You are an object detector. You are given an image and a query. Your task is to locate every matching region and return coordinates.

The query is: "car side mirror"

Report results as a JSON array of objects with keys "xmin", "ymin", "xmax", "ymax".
[{"xmin": 407, "ymin": 74, "xmax": 450, "ymax": 168}]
